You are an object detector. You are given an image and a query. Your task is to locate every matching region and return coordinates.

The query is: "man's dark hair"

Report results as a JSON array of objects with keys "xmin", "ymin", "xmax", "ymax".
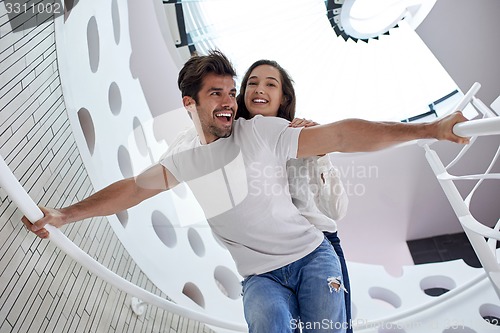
[
  {"xmin": 177, "ymin": 50, "xmax": 237, "ymax": 103},
  {"xmin": 236, "ymin": 59, "xmax": 296, "ymax": 121}
]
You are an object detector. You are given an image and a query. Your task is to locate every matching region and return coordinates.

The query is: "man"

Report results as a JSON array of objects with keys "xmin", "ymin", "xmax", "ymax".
[{"xmin": 24, "ymin": 50, "xmax": 468, "ymax": 332}]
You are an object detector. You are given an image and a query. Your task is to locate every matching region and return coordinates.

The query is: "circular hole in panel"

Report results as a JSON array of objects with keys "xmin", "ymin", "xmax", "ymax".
[
  {"xmin": 368, "ymin": 286, "xmax": 401, "ymax": 309},
  {"xmin": 152, "ymin": 210, "xmax": 177, "ymax": 248},
  {"xmin": 87, "ymin": 16, "xmax": 100, "ymax": 73},
  {"xmin": 117, "ymin": 145, "xmax": 134, "ymax": 178},
  {"xmin": 214, "ymin": 266, "xmax": 242, "ymax": 300},
  {"xmin": 182, "ymin": 282, "xmax": 205, "ymax": 308},
  {"xmin": 111, "ymin": 0, "xmax": 120, "ymax": 44},
  {"xmin": 133, "ymin": 117, "xmax": 149, "ymax": 157},
  {"xmin": 378, "ymin": 325, "xmax": 406, "ymax": 333},
  {"xmin": 423, "ymin": 287, "xmax": 450, "ymax": 297},
  {"xmin": 187, "ymin": 227, "xmax": 205, "ymax": 257},
  {"xmin": 480, "ymin": 303, "xmax": 500, "ymax": 326},
  {"xmin": 442, "ymin": 327, "xmax": 477, "ymax": 332},
  {"xmin": 77, "ymin": 108, "xmax": 95, "ymax": 155},
  {"xmin": 108, "ymin": 82, "xmax": 122, "ymax": 115},
  {"xmin": 420, "ymin": 275, "xmax": 456, "ymax": 297},
  {"xmin": 115, "ymin": 210, "xmax": 128, "ymax": 228}
]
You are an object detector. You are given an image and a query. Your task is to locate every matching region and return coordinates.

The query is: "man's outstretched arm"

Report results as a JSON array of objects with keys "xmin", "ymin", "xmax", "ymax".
[
  {"xmin": 297, "ymin": 111, "xmax": 469, "ymax": 157},
  {"xmin": 23, "ymin": 163, "xmax": 179, "ymax": 238}
]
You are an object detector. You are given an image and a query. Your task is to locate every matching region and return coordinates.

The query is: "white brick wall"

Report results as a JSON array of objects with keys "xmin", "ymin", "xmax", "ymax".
[{"xmin": 0, "ymin": 2, "xmax": 213, "ymax": 332}]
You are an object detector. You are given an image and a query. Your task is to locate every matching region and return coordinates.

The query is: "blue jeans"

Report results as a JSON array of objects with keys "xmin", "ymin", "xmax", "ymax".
[
  {"xmin": 324, "ymin": 232, "xmax": 352, "ymax": 333},
  {"xmin": 242, "ymin": 238, "xmax": 347, "ymax": 333}
]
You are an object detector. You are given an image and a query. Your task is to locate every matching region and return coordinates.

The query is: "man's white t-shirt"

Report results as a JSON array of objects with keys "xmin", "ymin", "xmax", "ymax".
[{"xmin": 160, "ymin": 116, "xmax": 324, "ymax": 277}]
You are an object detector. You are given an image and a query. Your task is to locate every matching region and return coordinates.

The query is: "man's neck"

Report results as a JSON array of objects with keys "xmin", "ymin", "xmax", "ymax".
[{"xmin": 193, "ymin": 123, "xmax": 217, "ymax": 145}]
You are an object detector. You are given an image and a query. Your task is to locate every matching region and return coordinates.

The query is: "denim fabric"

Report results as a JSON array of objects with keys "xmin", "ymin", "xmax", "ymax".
[
  {"xmin": 242, "ymin": 238, "xmax": 347, "ymax": 333},
  {"xmin": 324, "ymin": 232, "xmax": 352, "ymax": 333}
]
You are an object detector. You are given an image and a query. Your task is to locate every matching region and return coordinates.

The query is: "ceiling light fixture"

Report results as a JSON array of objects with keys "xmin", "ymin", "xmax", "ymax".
[{"xmin": 326, "ymin": 0, "xmax": 436, "ymax": 42}]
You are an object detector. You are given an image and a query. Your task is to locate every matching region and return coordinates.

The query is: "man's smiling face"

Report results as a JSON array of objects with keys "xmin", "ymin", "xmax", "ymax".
[{"xmin": 185, "ymin": 73, "xmax": 237, "ymax": 144}]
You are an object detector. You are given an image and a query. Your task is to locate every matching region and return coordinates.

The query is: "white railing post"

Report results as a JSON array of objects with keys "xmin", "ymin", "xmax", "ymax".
[{"xmin": 423, "ymin": 82, "xmax": 500, "ymax": 300}]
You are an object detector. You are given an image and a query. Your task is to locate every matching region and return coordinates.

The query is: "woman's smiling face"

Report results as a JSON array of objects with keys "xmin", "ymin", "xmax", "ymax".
[{"xmin": 244, "ymin": 64, "xmax": 284, "ymax": 118}]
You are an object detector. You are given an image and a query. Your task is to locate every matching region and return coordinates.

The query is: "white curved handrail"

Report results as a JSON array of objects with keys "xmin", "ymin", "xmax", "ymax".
[
  {"xmin": 438, "ymin": 173, "xmax": 500, "ymax": 181},
  {"xmin": 353, "ymin": 270, "xmax": 488, "ymax": 331},
  {"xmin": 450, "ymin": 81, "xmax": 500, "ymax": 137},
  {"xmin": 42, "ymin": 226, "xmax": 245, "ymax": 331},
  {"xmin": 0, "ymin": 154, "xmax": 247, "ymax": 332},
  {"xmin": 453, "ymin": 117, "xmax": 500, "ymax": 137}
]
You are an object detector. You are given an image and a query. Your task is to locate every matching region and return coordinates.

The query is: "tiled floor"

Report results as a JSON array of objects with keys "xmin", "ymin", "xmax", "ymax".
[
  {"xmin": 409, "ymin": 232, "xmax": 500, "ymax": 326},
  {"xmin": 408, "ymin": 232, "xmax": 485, "ymax": 268}
]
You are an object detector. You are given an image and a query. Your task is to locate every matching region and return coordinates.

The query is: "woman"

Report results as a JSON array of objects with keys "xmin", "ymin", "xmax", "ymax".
[{"xmin": 236, "ymin": 59, "xmax": 352, "ymax": 332}]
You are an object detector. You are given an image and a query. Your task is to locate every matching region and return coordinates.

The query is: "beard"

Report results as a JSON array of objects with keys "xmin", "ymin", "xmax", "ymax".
[
  {"xmin": 195, "ymin": 106, "xmax": 235, "ymax": 143},
  {"xmin": 208, "ymin": 123, "xmax": 232, "ymax": 139},
  {"xmin": 206, "ymin": 107, "xmax": 234, "ymax": 139}
]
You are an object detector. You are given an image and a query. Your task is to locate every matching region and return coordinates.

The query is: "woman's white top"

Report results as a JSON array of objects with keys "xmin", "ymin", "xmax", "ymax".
[{"xmin": 287, "ymin": 155, "xmax": 348, "ymax": 233}]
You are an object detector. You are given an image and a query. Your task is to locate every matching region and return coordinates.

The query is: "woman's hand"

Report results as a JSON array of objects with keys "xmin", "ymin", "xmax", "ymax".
[{"xmin": 290, "ymin": 118, "xmax": 319, "ymax": 128}]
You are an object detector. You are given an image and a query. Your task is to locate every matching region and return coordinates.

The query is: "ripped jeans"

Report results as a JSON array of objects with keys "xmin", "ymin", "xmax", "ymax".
[{"xmin": 242, "ymin": 237, "xmax": 347, "ymax": 333}]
